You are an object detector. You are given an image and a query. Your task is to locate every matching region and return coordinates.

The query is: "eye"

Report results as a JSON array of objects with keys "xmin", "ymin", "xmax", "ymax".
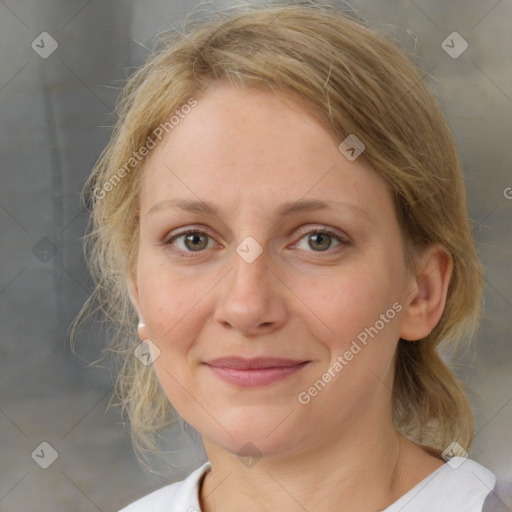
[
  {"xmin": 163, "ymin": 226, "xmax": 349, "ymax": 258},
  {"xmin": 164, "ymin": 229, "xmax": 215, "ymax": 257},
  {"xmin": 294, "ymin": 227, "xmax": 348, "ymax": 253}
]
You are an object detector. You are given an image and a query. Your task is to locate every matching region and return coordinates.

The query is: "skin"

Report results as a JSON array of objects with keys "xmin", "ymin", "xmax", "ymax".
[{"xmin": 128, "ymin": 82, "xmax": 452, "ymax": 511}]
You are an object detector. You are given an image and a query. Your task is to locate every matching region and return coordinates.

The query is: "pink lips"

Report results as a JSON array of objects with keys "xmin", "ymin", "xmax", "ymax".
[{"xmin": 203, "ymin": 357, "xmax": 309, "ymax": 387}]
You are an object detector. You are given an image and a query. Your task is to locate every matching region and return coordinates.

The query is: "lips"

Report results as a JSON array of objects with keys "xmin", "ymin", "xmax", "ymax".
[
  {"xmin": 203, "ymin": 357, "xmax": 310, "ymax": 387},
  {"xmin": 204, "ymin": 357, "xmax": 309, "ymax": 370}
]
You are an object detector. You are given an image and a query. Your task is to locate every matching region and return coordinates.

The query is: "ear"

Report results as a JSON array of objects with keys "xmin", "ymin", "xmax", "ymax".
[
  {"xmin": 399, "ymin": 244, "xmax": 453, "ymax": 341},
  {"xmin": 126, "ymin": 275, "xmax": 150, "ymax": 340}
]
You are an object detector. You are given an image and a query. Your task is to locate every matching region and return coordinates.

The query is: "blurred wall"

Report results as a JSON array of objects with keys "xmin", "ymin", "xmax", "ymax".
[{"xmin": 0, "ymin": 0, "xmax": 510, "ymax": 510}]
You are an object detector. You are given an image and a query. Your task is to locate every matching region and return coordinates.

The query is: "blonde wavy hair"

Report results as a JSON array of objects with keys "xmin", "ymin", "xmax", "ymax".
[{"xmin": 71, "ymin": 0, "xmax": 483, "ymax": 466}]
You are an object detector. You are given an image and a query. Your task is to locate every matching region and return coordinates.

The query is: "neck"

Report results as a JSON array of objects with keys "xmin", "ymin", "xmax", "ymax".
[{"xmin": 199, "ymin": 424, "xmax": 440, "ymax": 512}]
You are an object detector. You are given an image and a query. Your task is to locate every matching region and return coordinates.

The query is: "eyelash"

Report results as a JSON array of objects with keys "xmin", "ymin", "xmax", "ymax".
[{"xmin": 163, "ymin": 226, "xmax": 350, "ymax": 258}]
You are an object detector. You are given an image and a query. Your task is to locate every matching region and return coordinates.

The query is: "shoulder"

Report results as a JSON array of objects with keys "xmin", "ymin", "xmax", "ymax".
[
  {"xmin": 118, "ymin": 461, "xmax": 211, "ymax": 512},
  {"xmin": 385, "ymin": 457, "xmax": 496, "ymax": 512}
]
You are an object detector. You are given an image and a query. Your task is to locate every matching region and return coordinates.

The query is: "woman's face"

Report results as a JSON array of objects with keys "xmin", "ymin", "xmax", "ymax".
[{"xmin": 131, "ymin": 83, "xmax": 418, "ymax": 458}]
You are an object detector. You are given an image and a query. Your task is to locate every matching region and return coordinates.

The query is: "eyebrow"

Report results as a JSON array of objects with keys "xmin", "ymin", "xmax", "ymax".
[{"xmin": 146, "ymin": 198, "xmax": 374, "ymax": 222}]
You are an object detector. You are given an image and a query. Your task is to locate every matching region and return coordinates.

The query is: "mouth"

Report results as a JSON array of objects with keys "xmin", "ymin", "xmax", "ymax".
[{"xmin": 203, "ymin": 357, "xmax": 310, "ymax": 387}]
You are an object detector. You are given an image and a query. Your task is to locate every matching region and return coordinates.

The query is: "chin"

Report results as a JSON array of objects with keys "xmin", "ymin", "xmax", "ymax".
[{"xmin": 200, "ymin": 406, "xmax": 307, "ymax": 459}]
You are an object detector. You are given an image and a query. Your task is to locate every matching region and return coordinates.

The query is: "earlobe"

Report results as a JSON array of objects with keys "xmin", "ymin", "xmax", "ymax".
[{"xmin": 399, "ymin": 244, "xmax": 453, "ymax": 341}]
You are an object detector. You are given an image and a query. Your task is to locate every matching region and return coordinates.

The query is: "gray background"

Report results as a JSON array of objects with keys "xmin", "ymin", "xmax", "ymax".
[{"xmin": 0, "ymin": 0, "xmax": 511, "ymax": 510}]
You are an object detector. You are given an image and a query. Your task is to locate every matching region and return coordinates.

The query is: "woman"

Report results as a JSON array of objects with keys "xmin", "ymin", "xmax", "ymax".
[{"xmin": 74, "ymin": 1, "xmax": 497, "ymax": 510}]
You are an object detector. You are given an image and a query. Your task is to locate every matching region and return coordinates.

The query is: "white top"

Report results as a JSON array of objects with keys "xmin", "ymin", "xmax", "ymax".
[{"xmin": 118, "ymin": 457, "xmax": 496, "ymax": 512}]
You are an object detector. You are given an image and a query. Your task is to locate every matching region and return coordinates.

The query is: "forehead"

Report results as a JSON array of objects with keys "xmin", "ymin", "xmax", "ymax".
[{"xmin": 139, "ymin": 83, "xmax": 393, "ymax": 220}]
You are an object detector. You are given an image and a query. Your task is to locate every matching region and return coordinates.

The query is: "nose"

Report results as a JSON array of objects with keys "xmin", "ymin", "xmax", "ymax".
[{"xmin": 213, "ymin": 244, "xmax": 288, "ymax": 336}]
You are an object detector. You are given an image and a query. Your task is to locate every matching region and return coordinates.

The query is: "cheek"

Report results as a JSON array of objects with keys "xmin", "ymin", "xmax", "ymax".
[
  {"xmin": 135, "ymin": 256, "xmax": 230, "ymax": 383},
  {"xmin": 137, "ymin": 257, "xmax": 213, "ymax": 338},
  {"xmin": 299, "ymin": 265, "xmax": 398, "ymax": 349},
  {"xmin": 136, "ymin": 276, "xmax": 207, "ymax": 401},
  {"xmin": 296, "ymin": 274, "xmax": 402, "ymax": 421}
]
